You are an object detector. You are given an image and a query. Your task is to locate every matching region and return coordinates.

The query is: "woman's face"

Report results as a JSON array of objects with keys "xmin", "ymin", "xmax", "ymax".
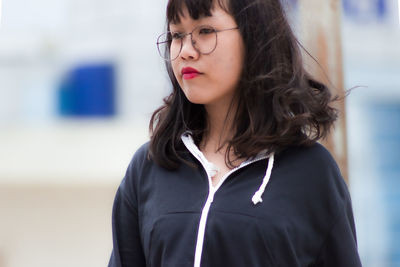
[{"xmin": 169, "ymin": 4, "xmax": 245, "ymax": 109}]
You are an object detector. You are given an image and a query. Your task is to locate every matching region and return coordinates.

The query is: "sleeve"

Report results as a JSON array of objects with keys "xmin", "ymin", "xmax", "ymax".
[
  {"xmin": 107, "ymin": 156, "xmax": 146, "ymax": 267},
  {"xmin": 314, "ymin": 190, "xmax": 362, "ymax": 267}
]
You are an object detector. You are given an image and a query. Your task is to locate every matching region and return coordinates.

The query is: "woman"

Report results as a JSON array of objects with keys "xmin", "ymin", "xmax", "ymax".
[{"xmin": 108, "ymin": 0, "xmax": 362, "ymax": 266}]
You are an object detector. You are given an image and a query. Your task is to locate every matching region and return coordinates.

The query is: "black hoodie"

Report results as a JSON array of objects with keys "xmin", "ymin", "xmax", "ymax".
[{"xmin": 108, "ymin": 132, "xmax": 362, "ymax": 267}]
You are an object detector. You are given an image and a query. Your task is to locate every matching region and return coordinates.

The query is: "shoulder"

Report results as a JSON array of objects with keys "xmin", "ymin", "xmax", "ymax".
[
  {"xmin": 278, "ymin": 142, "xmax": 336, "ymax": 164},
  {"xmin": 129, "ymin": 141, "xmax": 151, "ymax": 167},
  {"xmin": 274, "ymin": 142, "xmax": 350, "ymax": 207},
  {"xmin": 120, "ymin": 141, "xmax": 151, "ymax": 189},
  {"xmin": 123, "ymin": 141, "xmax": 155, "ymax": 174},
  {"xmin": 276, "ymin": 142, "xmax": 341, "ymax": 178}
]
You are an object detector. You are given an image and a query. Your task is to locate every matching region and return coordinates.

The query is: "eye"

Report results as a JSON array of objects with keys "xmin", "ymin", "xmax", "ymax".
[
  {"xmin": 171, "ymin": 32, "xmax": 184, "ymax": 40},
  {"xmin": 198, "ymin": 27, "xmax": 215, "ymax": 35}
]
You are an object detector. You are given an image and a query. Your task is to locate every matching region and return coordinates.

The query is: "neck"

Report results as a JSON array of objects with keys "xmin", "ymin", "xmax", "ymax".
[{"xmin": 201, "ymin": 100, "xmax": 237, "ymax": 153}]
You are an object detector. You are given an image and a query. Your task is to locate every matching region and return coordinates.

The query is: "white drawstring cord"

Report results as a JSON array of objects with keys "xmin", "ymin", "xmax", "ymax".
[
  {"xmin": 182, "ymin": 132, "xmax": 275, "ymax": 204},
  {"xmin": 252, "ymin": 152, "xmax": 275, "ymax": 205}
]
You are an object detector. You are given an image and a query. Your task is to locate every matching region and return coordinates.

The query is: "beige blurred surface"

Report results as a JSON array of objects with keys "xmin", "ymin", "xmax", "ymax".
[
  {"xmin": 0, "ymin": 120, "xmax": 148, "ymax": 185},
  {"xmin": 0, "ymin": 120, "xmax": 148, "ymax": 267},
  {"xmin": 0, "ymin": 184, "xmax": 118, "ymax": 267}
]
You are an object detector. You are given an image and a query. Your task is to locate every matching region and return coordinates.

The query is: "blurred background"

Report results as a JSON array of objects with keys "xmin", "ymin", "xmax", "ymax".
[{"xmin": 0, "ymin": 0, "xmax": 399, "ymax": 266}]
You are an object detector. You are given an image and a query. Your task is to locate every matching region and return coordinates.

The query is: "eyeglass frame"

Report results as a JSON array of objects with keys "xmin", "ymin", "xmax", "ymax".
[{"xmin": 156, "ymin": 24, "xmax": 239, "ymax": 61}]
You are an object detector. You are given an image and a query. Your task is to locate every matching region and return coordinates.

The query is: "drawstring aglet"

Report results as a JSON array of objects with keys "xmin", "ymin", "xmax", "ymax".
[
  {"xmin": 252, "ymin": 191, "xmax": 264, "ymax": 205},
  {"xmin": 251, "ymin": 152, "xmax": 274, "ymax": 206}
]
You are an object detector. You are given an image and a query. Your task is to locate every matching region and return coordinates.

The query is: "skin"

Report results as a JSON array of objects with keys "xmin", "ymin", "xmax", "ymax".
[{"xmin": 170, "ymin": 3, "xmax": 246, "ymax": 186}]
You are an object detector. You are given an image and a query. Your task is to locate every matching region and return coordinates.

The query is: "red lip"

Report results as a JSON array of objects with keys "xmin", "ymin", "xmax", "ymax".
[
  {"xmin": 183, "ymin": 73, "xmax": 200, "ymax": 80},
  {"xmin": 181, "ymin": 67, "xmax": 201, "ymax": 75}
]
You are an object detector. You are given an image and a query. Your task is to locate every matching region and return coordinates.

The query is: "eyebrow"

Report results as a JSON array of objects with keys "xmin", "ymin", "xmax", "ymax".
[{"xmin": 169, "ymin": 17, "xmax": 218, "ymax": 31}]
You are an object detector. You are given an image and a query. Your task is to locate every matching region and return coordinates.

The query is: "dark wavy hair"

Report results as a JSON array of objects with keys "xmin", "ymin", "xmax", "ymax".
[{"xmin": 149, "ymin": 0, "xmax": 338, "ymax": 169}]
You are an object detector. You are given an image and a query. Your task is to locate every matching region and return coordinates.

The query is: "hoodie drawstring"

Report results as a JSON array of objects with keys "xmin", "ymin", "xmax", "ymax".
[
  {"xmin": 252, "ymin": 152, "xmax": 275, "ymax": 205},
  {"xmin": 181, "ymin": 132, "xmax": 275, "ymax": 205}
]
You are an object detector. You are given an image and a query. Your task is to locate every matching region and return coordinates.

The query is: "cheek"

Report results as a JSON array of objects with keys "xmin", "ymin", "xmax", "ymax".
[
  {"xmin": 211, "ymin": 45, "xmax": 244, "ymax": 84},
  {"xmin": 171, "ymin": 62, "xmax": 182, "ymax": 83}
]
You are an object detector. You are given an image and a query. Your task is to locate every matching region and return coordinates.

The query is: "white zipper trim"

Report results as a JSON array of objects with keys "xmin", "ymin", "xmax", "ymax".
[
  {"xmin": 181, "ymin": 134, "xmax": 271, "ymax": 267},
  {"xmin": 193, "ymin": 188, "xmax": 214, "ymax": 267}
]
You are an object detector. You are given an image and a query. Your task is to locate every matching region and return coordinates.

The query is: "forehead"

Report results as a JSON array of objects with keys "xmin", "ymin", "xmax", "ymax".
[{"xmin": 167, "ymin": 0, "xmax": 229, "ymax": 25}]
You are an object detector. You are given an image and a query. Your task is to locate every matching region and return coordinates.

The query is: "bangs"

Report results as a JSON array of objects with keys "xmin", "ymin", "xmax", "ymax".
[{"xmin": 167, "ymin": 0, "xmax": 229, "ymax": 25}]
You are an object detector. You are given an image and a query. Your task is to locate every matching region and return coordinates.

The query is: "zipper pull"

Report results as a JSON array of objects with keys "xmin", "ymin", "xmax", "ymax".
[{"xmin": 208, "ymin": 189, "xmax": 215, "ymax": 203}]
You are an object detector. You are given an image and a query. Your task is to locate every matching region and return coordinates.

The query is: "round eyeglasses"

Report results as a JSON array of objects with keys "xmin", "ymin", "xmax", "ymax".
[{"xmin": 156, "ymin": 25, "xmax": 239, "ymax": 61}]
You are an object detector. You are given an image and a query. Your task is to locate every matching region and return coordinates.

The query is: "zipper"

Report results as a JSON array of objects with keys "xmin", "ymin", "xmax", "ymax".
[
  {"xmin": 181, "ymin": 134, "xmax": 270, "ymax": 267},
  {"xmin": 192, "ymin": 155, "xmax": 268, "ymax": 267}
]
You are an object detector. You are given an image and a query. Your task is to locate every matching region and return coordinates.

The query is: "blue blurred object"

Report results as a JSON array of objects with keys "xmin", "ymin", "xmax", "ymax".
[
  {"xmin": 342, "ymin": 0, "xmax": 388, "ymax": 22},
  {"xmin": 369, "ymin": 102, "xmax": 400, "ymax": 266},
  {"xmin": 58, "ymin": 63, "xmax": 116, "ymax": 117},
  {"xmin": 376, "ymin": 0, "xmax": 386, "ymax": 19}
]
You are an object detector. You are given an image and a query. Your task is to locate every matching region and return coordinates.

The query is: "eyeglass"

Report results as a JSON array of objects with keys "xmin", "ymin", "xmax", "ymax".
[{"xmin": 156, "ymin": 25, "xmax": 239, "ymax": 61}]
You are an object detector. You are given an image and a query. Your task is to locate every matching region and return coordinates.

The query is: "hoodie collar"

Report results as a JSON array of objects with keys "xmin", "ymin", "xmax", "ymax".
[{"xmin": 180, "ymin": 131, "xmax": 275, "ymax": 205}]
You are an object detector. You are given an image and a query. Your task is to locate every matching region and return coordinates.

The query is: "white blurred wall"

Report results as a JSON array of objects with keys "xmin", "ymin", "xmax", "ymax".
[
  {"xmin": 0, "ymin": 0, "xmax": 169, "ymax": 125},
  {"xmin": 0, "ymin": 0, "xmax": 166, "ymax": 266}
]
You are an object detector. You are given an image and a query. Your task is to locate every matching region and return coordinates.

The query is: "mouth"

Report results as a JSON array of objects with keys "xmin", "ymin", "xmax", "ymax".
[
  {"xmin": 182, "ymin": 73, "xmax": 200, "ymax": 80},
  {"xmin": 181, "ymin": 67, "xmax": 202, "ymax": 80}
]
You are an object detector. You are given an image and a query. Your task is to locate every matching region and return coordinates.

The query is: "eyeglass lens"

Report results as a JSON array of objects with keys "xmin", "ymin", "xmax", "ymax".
[{"xmin": 157, "ymin": 25, "xmax": 217, "ymax": 61}]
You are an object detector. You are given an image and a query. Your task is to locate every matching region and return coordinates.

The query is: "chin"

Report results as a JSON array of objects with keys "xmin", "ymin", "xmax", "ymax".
[
  {"xmin": 181, "ymin": 87, "xmax": 209, "ymax": 105},
  {"xmin": 184, "ymin": 95, "xmax": 210, "ymax": 105}
]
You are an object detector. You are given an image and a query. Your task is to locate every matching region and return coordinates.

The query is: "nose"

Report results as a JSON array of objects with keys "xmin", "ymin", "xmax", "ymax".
[{"xmin": 179, "ymin": 34, "xmax": 199, "ymax": 60}]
